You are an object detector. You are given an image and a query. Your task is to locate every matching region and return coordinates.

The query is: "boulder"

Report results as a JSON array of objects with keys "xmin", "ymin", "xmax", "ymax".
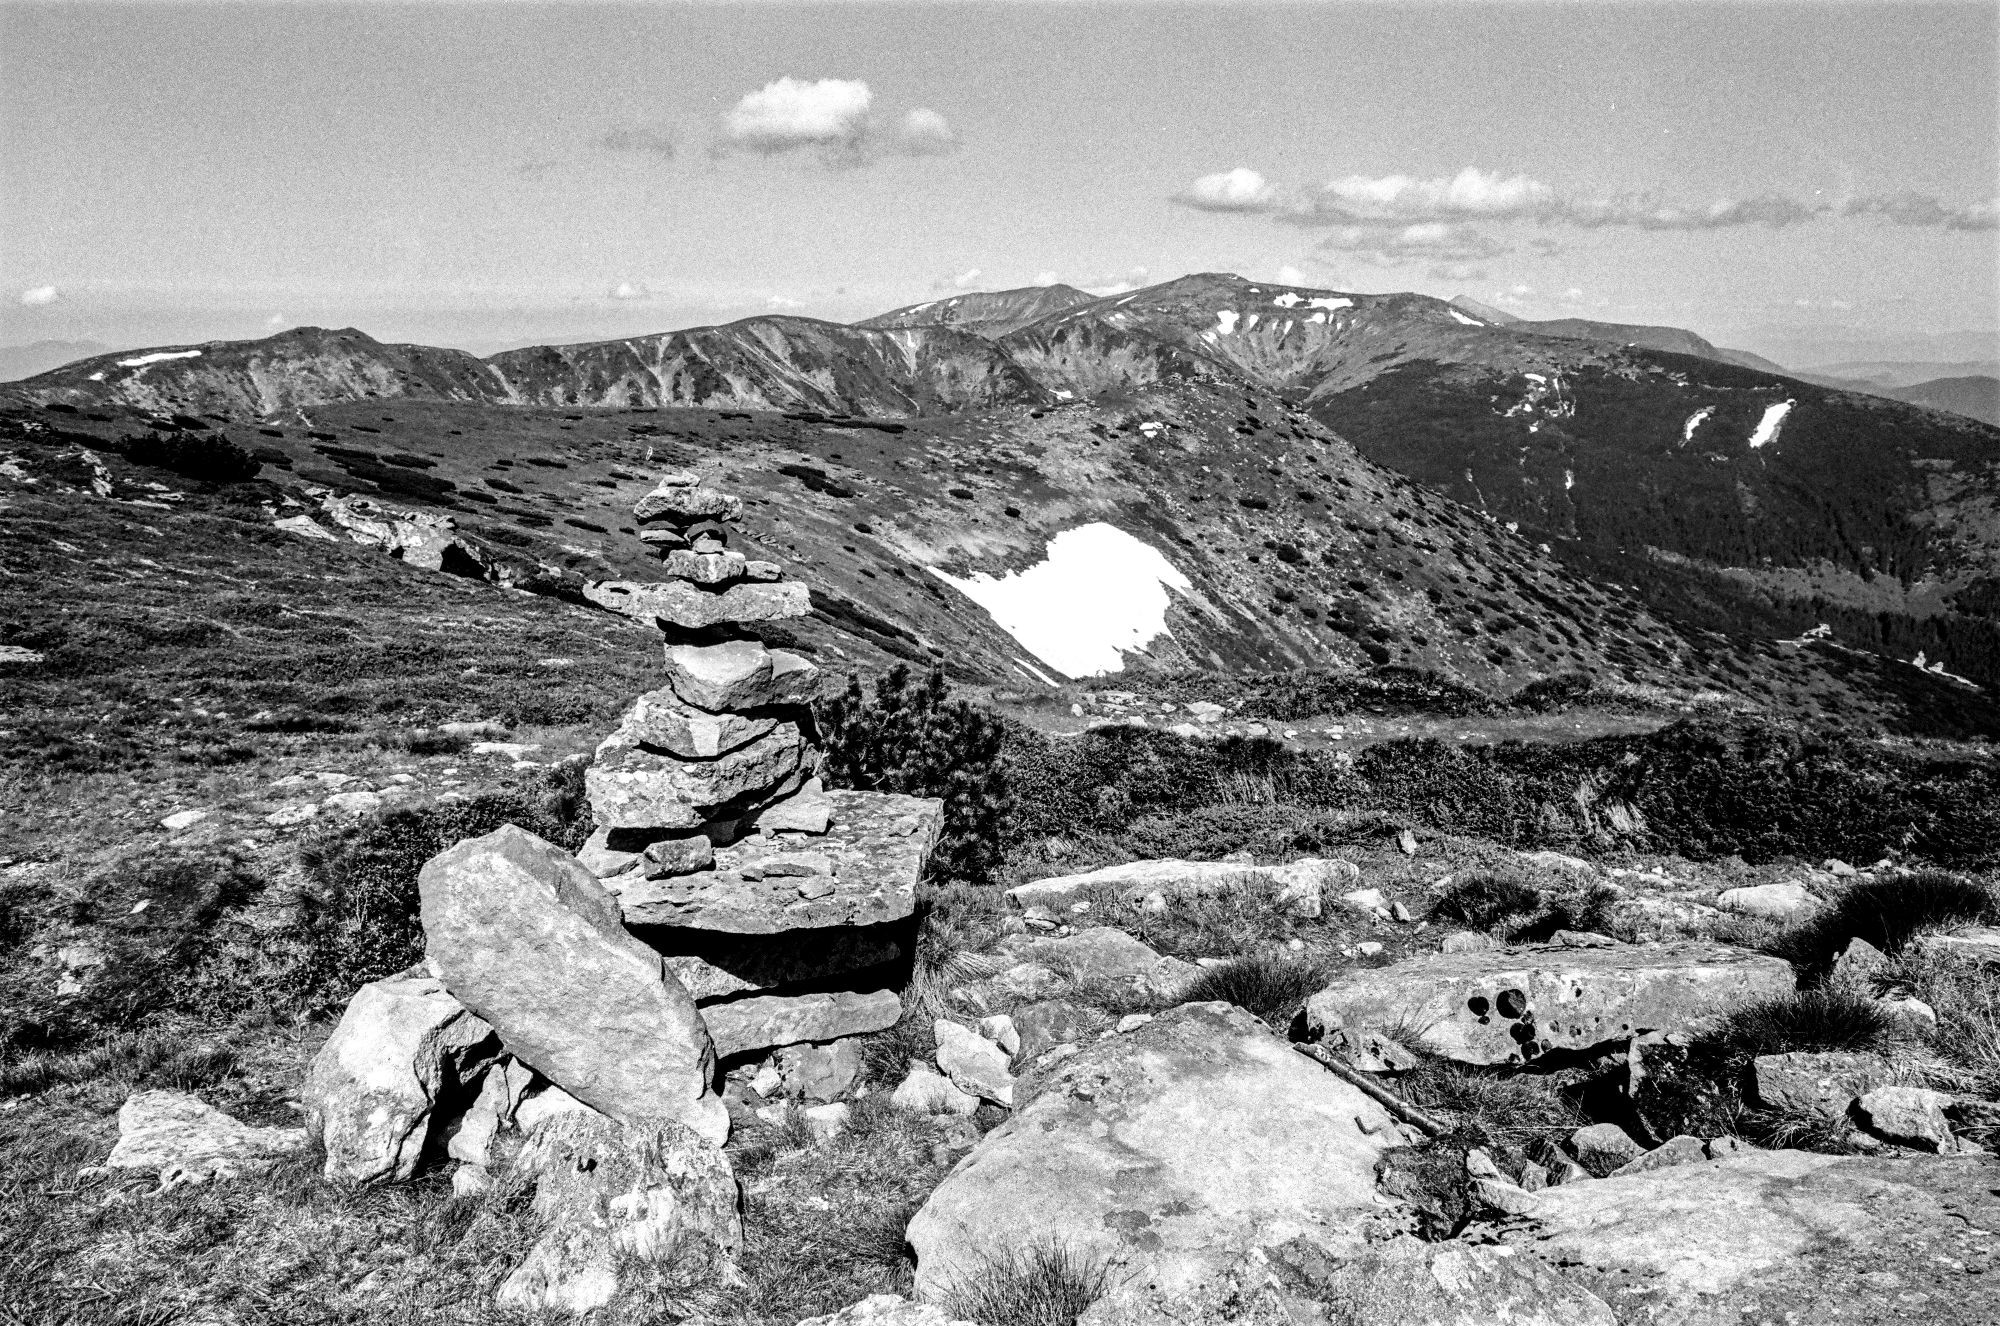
[
  {"xmin": 618, "ymin": 792, "xmax": 941, "ymax": 932},
  {"xmin": 702, "ymin": 989, "xmax": 903, "ymax": 1058},
  {"xmin": 578, "ymin": 827, "xmax": 716, "ymax": 880},
  {"xmin": 1856, "ymin": 1086, "xmax": 1960, "ymax": 1152},
  {"xmin": 905, "ymin": 1002, "xmax": 1402, "ymax": 1316},
  {"xmin": 447, "ymin": 1057, "xmax": 535, "ymax": 1170},
  {"xmin": 621, "ymin": 686, "xmax": 785, "ymax": 759},
  {"xmin": 985, "ymin": 928, "xmax": 1199, "ymax": 1005},
  {"xmin": 1830, "ymin": 936, "xmax": 1889, "ymax": 989},
  {"xmin": 498, "ymin": 1111, "xmax": 741, "ymax": 1314},
  {"xmin": 107, "ymin": 1090, "xmax": 306, "ymax": 1188},
  {"xmin": 1914, "ymin": 926, "xmax": 2000, "ymax": 967},
  {"xmin": 1010, "ymin": 998, "xmax": 1101, "ymax": 1063},
  {"xmin": 664, "ymin": 640, "xmax": 821, "ymax": 712},
  {"xmin": 633, "ymin": 483, "xmax": 741, "ymax": 525},
  {"xmin": 304, "ymin": 972, "xmax": 497, "ymax": 1185},
  {"xmin": 1753, "ymin": 1050, "xmax": 1895, "ymax": 1120},
  {"xmin": 777, "ymin": 1040, "xmax": 864, "ymax": 1102},
  {"xmin": 418, "ymin": 824, "xmax": 728, "ymax": 1145},
  {"xmin": 586, "ymin": 722, "xmax": 809, "ymax": 831},
  {"xmin": 1499, "ymin": 1151, "xmax": 2000, "ymax": 1323},
  {"xmin": 934, "ymin": 1020, "xmax": 1015, "ymax": 1106},
  {"xmin": 1306, "ymin": 941, "xmax": 1794, "ymax": 1067},
  {"xmin": 799, "ymin": 1296, "xmax": 977, "ymax": 1326},
  {"xmin": 747, "ymin": 779, "xmax": 834, "ymax": 835},
  {"xmin": 660, "ymin": 549, "xmax": 747, "ymax": 586},
  {"xmin": 1009, "ymin": 857, "xmax": 1353, "ymax": 916},
  {"xmin": 1608, "ymin": 1134, "xmax": 1709, "ymax": 1176},
  {"xmin": 585, "ymin": 578, "xmax": 811, "ymax": 629},
  {"xmin": 892, "ymin": 1062, "xmax": 980, "ymax": 1116},
  {"xmin": 1567, "ymin": 1123, "xmax": 1644, "ymax": 1176},
  {"xmin": 1717, "ymin": 881, "xmax": 1817, "ymax": 921}
]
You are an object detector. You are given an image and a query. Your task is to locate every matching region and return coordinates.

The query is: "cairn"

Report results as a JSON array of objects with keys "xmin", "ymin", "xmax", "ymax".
[{"xmin": 298, "ymin": 467, "xmax": 942, "ymax": 1310}]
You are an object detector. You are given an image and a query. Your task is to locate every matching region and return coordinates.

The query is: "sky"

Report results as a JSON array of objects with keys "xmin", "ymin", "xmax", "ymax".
[{"xmin": 2, "ymin": 1, "xmax": 1995, "ymax": 367}]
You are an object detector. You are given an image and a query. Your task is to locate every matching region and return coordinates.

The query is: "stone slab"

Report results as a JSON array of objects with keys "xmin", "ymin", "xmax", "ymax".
[
  {"xmin": 585, "ymin": 578, "xmax": 810, "ymax": 629},
  {"xmin": 648, "ymin": 924, "xmax": 907, "ymax": 1001},
  {"xmin": 665, "ymin": 640, "xmax": 821, "ymax": 712},
  {"xmin": 586, "ymin": 722, "xmax": 810, "ymax": 831},
  {"xmin": 623, "ymin": 686, "xmax": 789, "ymax": 760},
  {"xmin": 702, "ymin": 988, "xmax": 903, "ymax": 1058},
  {"xmin": 618, "ymin": 790, "xmax": 941, "ymax": 932}
]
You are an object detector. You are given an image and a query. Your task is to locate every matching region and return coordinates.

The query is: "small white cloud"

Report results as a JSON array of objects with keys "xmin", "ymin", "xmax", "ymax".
[
  {"xmin": 894, "ymin": 108, "xmax": 958, "ymax": 156},
  {"xmin": 1032, "ymin": 270, "xmax": 1061, "ymax": 286},
  {"xmin": 1081, "ymin": 265, "xmax": 1151, "ymax": 296},
  {"xmin": 610, "ymin": 282, "xmax": 651, "ymax": 301},
  {"xmin": 953, "ymin": 269, "xmax": 982, "ymax": 290},
  {"xmin": 1318, "ymin": 221, "xmax": 1509, "ymax": 266},
  {"xmin": 766, "ymin": 294, "xmax": 806, "ymax": 310},
  {"xmin": 1843, "ymin": 192, "xmax": 1997, "ymax": 231},
  {"xmin": 1308, "ymin": 167, "xmax": 1555, "ymax": 224},
  {"xmin": 721, "ymin": 77, "xmax": 873, "ymax": 155},
  {"xmin": 1180, "ymin": 167, "xmax": 1282, "ymax": 213},
  {"xmin": 1492, "ymin": 284, "xmax": 1535, "ymax": 308},
  {"xmin": 1276, "ymin": 264, "xmax": 1309, "ymax": 287},
  {"xmin": 265, "ymin": 313, "xmax": 287, "ymax": 328},
  {"xmin": 1560, "ymin": 286, "xmax": 1585, "ymax": 304},
  {"xmin": 18, "ymin": 285, "xmax": 60, "ymax": 308}
]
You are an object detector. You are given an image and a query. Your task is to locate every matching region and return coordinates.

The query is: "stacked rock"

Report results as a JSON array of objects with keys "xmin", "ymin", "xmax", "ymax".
[{"xmin": 578, "ymin": 469, "xmax": 943, "ymax": 1066}]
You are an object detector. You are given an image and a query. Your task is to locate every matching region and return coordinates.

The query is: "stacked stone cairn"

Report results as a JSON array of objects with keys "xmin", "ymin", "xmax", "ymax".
[{"xmin": 300, "ymin": 469, "xmax": 943, "ymax": 1313}]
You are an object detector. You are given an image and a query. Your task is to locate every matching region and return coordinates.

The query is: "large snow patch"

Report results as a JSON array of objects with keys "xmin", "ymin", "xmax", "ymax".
[
  {"xmin": 1748, "ymin": 400, "xmax": 1794, "ymax": 450},
  {"xmin": 927, "ymin": 522, "xmax": 1192, "ymax": 678},
  {"xmin": 116, "ymin": 350, "xmax": 202, "ymax": 368}
]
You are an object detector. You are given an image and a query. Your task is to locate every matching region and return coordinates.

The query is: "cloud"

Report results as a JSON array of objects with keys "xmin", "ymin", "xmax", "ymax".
[
  {"xmin": 716, "ymin": 78, "xmax": 957, "ymax": 165},
  {"xmin": 597, "ymin": 126, "xmax": 678, "ymax": 159},
  {"xmin": 1561, "ymin": 192, "xmax": 1818, "ymax": 230},
  {"xmin": 893, "ymin": 108, "xmax": 958, "ymax": 156},
  {"xmin": 265, "ymin": 313, "xmax": 287, "ymax": 328},
  {"xmin": 1276, "ymin": 264, "xmax": 1309, "ymax": 286},
  {"xmin": 1081, "ymin": 265, "xmax": 1151, "ymax": 295},
  {"xmin": 1426, "ymin": 262, "xmax": 1489, "ymax": 283},
  {"xmin": 1318, "ymin": 221, "xmax": 1510, "ymax": 265},
  {"xmin": 1032, "ymin": 270, "xmax": 1061, "ymax": 286},
  {"xmin": 935, "ymin": 268, "xmax": 982, "ymax": 292},
  {"xmin": 1178, "ymin": 167, "xmax": 1283, "ymax": 213},
  {"xmin": 1843, "ymin": 192, "xmax": 1998, "ymax": 231},
  {"xmin": 610, "ymin": 282, "xmax": 651, "ymax": 301},
  {"xmin": 766, "ymin": 294, "xmax": 806, "ymax": 311},
  {"xmin": 1304, "ymin": 167, "xmax": 1556, "ymax": 224},
  {"xmin": 18, "ymin": 285, "xmax": 60, "ymax": 307}
]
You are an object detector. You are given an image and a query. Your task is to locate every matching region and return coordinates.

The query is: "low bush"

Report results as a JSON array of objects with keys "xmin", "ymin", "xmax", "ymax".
[
  {"xmin": 818, "ymin": 665, "xmax": 1012, "ymax": 885},
  {"xmin": 1770, "ymin": 871, "xmax": 1999, "ymax": 975},
  {"xmin": 117, "ymin": 430, "xmax": 262, "ymax": 483},
  {"xmin": 1426, "ymin": 874, "xmax": 1619, "ymax": 944},
  {"xmin": 1428, "ymin": 874, "xmax": 1541, "ymax": 931},
  {"xmin": 939, "ymin": 1240, "xmax": 1109, "ymax": 1326}
]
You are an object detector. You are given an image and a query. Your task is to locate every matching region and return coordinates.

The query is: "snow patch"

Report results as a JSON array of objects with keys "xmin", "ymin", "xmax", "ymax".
[
  {"xmin": 87, "ymin": 372, "xmax": 104, "ymax": 381},
  {"xmin": 1307, "ymin": 312, "xmax": 1326, "ymax": 325},
  {"xmin": 1524, "ymin": 373, "xmax": 1547, "ymax": 384},
  {"xmin": 1748, "ymin": 399, "xmax": 1794, "ymax": 450},
  {"xmin": 116, "ymin": 350, "xmax": 202, "ymax": 368},
  {"xmin": 1307, "ymin": 297, "xmax": 1352, "ymax": 311},
  {"xmin": 1681, "ymin": 406, "xmax": 1714, "ymax": 444},
  {"xmin": 1272, "ymin": 292, "xmax": 1303, "ymax": 308},
  {"xmin": 927, "ymin": 522, "xmax": 1192, "ymax": 678},
  {"xmin": 1450, "ymin": 310, "xmax": 1484, "ymax": 326},
  {"xmin": 1564, "ymin": 469, "xmax": 1574, "ymax": 492},
  {"xmin": 1214, "ymin": 310, "xmax": 1239, "ymax": 334}
]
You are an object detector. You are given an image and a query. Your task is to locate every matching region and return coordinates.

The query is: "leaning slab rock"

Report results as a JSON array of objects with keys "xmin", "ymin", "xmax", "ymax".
[
  {"xmin": 419, "ymin": 823, "xmax": 728, "ymax": 1144},
  {"xmin": 1306, "ymin": 940, "xmax": 1794, "ymax": 1066}
]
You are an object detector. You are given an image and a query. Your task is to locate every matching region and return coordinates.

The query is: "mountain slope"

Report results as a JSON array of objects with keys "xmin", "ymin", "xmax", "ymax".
[
  {"xmin": 1886, "ymin": 375, "xmax": 2000, "ymax": 427},
  {"xmin": 858, "ymin": 285, "xmax": 1097, "ymax": 338}
]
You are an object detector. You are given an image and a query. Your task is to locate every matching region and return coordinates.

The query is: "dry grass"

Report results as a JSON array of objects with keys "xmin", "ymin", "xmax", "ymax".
[{"xmin": 936, "ymin": 1240, "xmax": 1109, "ymax": 1326}]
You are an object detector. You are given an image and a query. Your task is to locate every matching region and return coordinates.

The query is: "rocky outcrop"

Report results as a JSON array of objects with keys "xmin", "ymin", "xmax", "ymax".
[
  {"xmin": 107, "ymin": 1090, "xmax": 307, "ymax": 1189},
  {"xmin": 906, "ymin": 1002, "xmax": 1403, "ymax": 1316},
  {"xmin": 1306, "ymin": 940, "xmax": 1794, "ymax": 1066},
  {"xmin": 418, "ymin": 824, "xmax": 728, "ymax": 1145},
  {"xmin": 303, "ymin": 972, "xmax": 497, "ymax": 1185}
]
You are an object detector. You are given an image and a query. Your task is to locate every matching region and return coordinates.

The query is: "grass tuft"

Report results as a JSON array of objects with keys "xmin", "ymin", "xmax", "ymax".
[
  {"xmin": 1179, "ymin": 956, "xmax": 1331, "ymax": 1028},
  {"xmin": 1701, "ymin": 988, "xmax": 1895, "ymax": 1060},
  {"xmin": 939, "ymin": 1240, "xmax": 1110, "ymax": 1326},
  {"xmin": 1771, "ymin": 870, "xmax": 1999, "ymax": 973}
]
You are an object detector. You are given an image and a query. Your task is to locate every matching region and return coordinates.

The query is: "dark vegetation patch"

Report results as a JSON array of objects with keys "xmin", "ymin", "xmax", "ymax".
[
  {"xmin": 116, "ymin": 429, "xmax": 262, "ymax": 483},
  {"xmin": 1768, "ymin": 871, "xmax": 1999, "ymax": 975},
  {"xmin": 778, "ymin": 463, "xmax": 858, "ymax": 499}
]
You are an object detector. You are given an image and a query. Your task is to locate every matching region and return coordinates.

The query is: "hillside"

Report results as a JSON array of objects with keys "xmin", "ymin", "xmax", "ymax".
[
  {"xmin": 858, "ymin": 284, "xmax": 1097, "ymax": 338},
  {"xmin": 1887, "ymin": 375, "xmax": 2000, "ymax": 427}
]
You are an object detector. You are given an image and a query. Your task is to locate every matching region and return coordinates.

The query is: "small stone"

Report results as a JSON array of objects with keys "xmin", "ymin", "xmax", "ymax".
[
  {"xmin": 159, "ymin": 809, "xmax": 208, "ymax": 832},
  {"xmin": 892, "ymin": 1062, "xmax": 980, "ymax": 1116},
  {"xmin": 622, "ymin": 686, "xmax": 782, "ymax": 759},
  {"xmin": 1440, "ymin": 930, "xmax": 1496, "ymax": 954},
  {"xmin": 803, "ymin": 1103, "xmax": 851, "ymax": 1141},
  {"xmin": 795, "ymin": 877, "xmax": 836, "ymax": 900},
  {"xmin": 1717, "ymin": 882, "xmax": 1817, "ymax": 921},
  {"xmin": 1356, "ymin": 942, "xmax": 1384, "ymax": 957},
  {"xmin": 1704, "ymin": 1136, "xmax": 1748, "ymax": 1158},
  {"xmin": 977, "ymin": 1015, "xmax": 1022, "ymax": 1057},
  {"xmin": 935, "ymin": 1020, "xmax": 1015, "ymax": 1106},
  {"xmin": 1341, "ymin": 887, "xmax": 1392, "ymax": 919},
  {"xmin": 1831, "ymin": 937, "xmax": 1889, "ymax": 991},
  {"xmin": 1116, "ymin": 1013, "xmax": 1155, "ymax": 1034},
  {"xmin": 1551, "ymin": 930, "xmax": 1618, "ymax": 948},
  {"xmin": 1882, "ymin": 996, "xmax": 1938, "ymax": 1036},
  {"xmin": 642, "ymin": 834, "xmax": 716, "ymax": 878},
  {"xmin": 107, "ymin": 1090, "xmax": 306, "ymax": 1188},
  {"xmin": 639, "ymin": 526, "xmax": 690, "ymax": 549},
  {"xmin": 661, "ymin": 549, "xmax": 747, "ymax": 586},
  {"xmin": 1753, "ymin": 1051, "xmax": 1892, "ymax": 1119},
  {"xmin": 1397, "ymin": 830, "xmax": 1418, "ymax": 856},
  {"xmin": 452, "ymin": 1164, "xmax": 495, "ymax": 1197},
  {"xmin": 1610, "ymin": 1134, "xmax": 1708, "ymax": 1176},
  {"xmin": 1464, "ymin": 1147, "xmax": 1504, "ymax": 1179},
  {"xmin": 797, "ymin": 1295, "xmax": 978, "ymax": 1326},
  {"xmin": 777, "ymin": 1041, "xmax": 864, "ymax": 1103},
  {"xmin": 1856, "ymin": 1086, "xmax": 1959, "ymax": 1152},
  {"xmin": 1390, "ymin": 901, "xmax": 1413, "ymax": 923},
  {"xmin": 1567, "ymin": 1123, "xmax": 1645, "ymax": 1177}
]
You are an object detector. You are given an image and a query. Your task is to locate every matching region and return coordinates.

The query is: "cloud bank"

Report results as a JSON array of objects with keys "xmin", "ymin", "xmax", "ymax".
[{"xmin": 18, "ymin": 285, "xmax": 60, "ymax": 308}]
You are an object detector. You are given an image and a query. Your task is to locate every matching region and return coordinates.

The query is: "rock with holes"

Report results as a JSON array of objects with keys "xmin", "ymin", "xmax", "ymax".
[
  {"xmin": 304, "ymin": 972, "xmax": 498, "ymax": 1185},
  {"xmin": 584, "ymin": 578, "xmax": 811, "ymax": 630},
  {"xmin": 107, "ymin": 1090, "xmax": 307, "ymax": 1188},
  {"xmin": 497, "ymin": 1110, "xmax": 741, "ymax": 1314},
  {"xmin": 1304, "ymin": 941, "xmax": 1794, "ymax": 1067},
  {"xmin": 417, "ymin": 824, "xmax": 728, "ymax": 1145},
  {"xmin": 906, "ymin": 1002, "xmax": 1401, "ymax": 1317}
]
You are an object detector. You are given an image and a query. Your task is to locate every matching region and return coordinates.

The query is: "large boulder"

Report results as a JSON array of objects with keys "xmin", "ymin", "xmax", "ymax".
[
  {"xmin": 1499, "ymin": 1151, "xmax": 2000, "ymax": 1323},
  {"xmin": 905, "ymin": 1002, "xmax": 1401, "ymax": 1316},
  {"xmin": 107, "ymin": 1090, "xmax": 307, "ymax": 1188},
  {"xmin": 618, "ymin": 792, "xmax": 941, "ymax": 931},
  {"xmin": 1752, "ymin": 1051, "xmax": 1896, "ymax": 1120},
  {"xmin": 418, "ymin": 824, "xmax": 728, "ymax": 1145},
  {"xmin": 304, "ymin": 972, "xmax": 497, "ymax": 1185},
  {"xmin": 1010, "ymin": 857, "xmax": 1352, "ymax": 915},
  {"xmin": 498, "ymin": 1110, "xmax": 742, "ymax": 1315},
  {"xmin": 1305, "ymin": 941, "xmax": 1794, "ymax": 1067}
]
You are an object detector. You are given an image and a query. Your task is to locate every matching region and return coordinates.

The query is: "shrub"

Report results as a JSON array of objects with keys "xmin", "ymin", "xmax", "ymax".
[
  {"xmin": 817, "ymin": 665, "xmax": 1012, "ymax": 884},
  {"xmin": 1701, "ymin": 988, "xmax": 1895, "ymax": 1060},
  {"xmin": 1428, "ymin": 874, "xmax": 1541, "ymax": 931},
  {"xmin": 117, "ymin": 430, "xmax": 261, "ymax": 483},
  {"xmin": 939, "ymin": 1241, "xmax": 1109, "ymax": 1326},
  {"xmin": 1771, "ymin": 871, "xmax": 1999, "ymax": 974},
  {"xmin": 1180, "ymin": 956, "xmax": 1331, "ymax": 1028}
]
